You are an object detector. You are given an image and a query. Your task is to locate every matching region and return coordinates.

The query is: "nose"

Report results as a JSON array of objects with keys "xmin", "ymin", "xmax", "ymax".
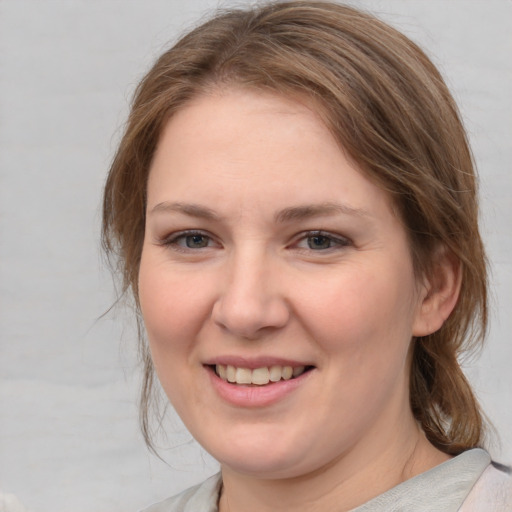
[{"xmin": 211, "ymin": 250, "xmax": 290, "ymax": 339}]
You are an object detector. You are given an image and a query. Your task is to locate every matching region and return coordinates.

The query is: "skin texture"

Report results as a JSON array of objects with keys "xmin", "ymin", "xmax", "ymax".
[{"xmin": 138, "ymin": 89, "xmax": 459, "ymax": 511}]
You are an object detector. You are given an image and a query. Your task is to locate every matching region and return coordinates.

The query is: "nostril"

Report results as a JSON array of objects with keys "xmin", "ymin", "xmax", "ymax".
[{"xmin": 211, "ymin": 296, "xmax": 290, "ymax": 339}]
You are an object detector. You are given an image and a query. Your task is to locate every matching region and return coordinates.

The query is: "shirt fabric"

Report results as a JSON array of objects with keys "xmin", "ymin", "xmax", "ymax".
[{"xmin": 141, "ymin": 448, "xmax": 511, "ymax": 512}]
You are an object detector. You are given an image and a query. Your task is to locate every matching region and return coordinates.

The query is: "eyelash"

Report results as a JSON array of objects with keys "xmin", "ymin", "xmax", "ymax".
[
  {"xmin": 158, "ymin": 230, "xmax": 352, "ymax": 253},
  {"xmin": 159, "ymin": 230, "xmax": 217, "ymax": 251},
  {"xmin": 293, "ymin": 230, "xmax": 352, "ymax": 252}
]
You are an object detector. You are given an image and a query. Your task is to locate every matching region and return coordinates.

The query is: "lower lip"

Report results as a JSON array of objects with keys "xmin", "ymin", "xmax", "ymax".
[{"xmin": 206, "ymin": 366, "xmax": 313, "ymax": 407}]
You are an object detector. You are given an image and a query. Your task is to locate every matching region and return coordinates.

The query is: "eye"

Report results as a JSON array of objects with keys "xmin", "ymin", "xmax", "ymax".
[
  {"xmin": 160, "ymin": 230, "xmax": 217, "ymax": 250},
  {"xmin": 307, "ymin": 234, "xmax": 334, "ymax": 250},
  {"xmin": 294, "ymin": 231, "xmax": 351, "ymax": 251},
  {"xmin": 180, "ymin": 233, "xmax": 211, "ymax": 249}
]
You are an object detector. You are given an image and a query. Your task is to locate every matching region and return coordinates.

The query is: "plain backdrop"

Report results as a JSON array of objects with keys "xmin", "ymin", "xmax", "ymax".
[{"xmin": 0, "ymin": 1, "xmax": 511, "ymax": 511}]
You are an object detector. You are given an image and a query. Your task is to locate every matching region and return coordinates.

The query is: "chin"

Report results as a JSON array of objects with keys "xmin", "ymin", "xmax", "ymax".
[
  {"xmin": 200, "ymin": 427, "xmax": 325, "ymax": 480},
  {"xmin": 220, "ymin": 454, "xmax": 309, "ymax": 480}
]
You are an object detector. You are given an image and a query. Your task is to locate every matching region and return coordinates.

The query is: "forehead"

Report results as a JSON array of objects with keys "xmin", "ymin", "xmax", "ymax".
[{"xmin": 148, "ymin": 88, "xmax": 397, "ymax": 223}]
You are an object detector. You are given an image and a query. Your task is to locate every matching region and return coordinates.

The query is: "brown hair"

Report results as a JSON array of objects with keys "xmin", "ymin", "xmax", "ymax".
[{"xmin": 103, "ymin": 1, "xmax": 487, "ymax": 455}]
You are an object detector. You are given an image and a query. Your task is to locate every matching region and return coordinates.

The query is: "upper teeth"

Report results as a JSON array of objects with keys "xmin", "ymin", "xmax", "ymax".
[{"xmin": 216, "ymin": 364, "xmax": 306, "ymax": 385}]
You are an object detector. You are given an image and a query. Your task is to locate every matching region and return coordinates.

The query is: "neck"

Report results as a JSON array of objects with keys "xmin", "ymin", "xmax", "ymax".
[{"xmin": 218, "ymin": 417, "xmax": 449, "ymax": 512}]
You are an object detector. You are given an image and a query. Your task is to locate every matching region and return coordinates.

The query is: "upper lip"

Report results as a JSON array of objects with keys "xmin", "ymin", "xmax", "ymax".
[{"xmin": 203, "ymin": 356, "xmax": 313, "ymax": 369}]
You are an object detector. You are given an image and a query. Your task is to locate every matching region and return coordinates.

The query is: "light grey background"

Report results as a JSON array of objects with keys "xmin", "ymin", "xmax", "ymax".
[{"xmin": 0, "ymin": 1, "xmax": 510, "ymax": 511}]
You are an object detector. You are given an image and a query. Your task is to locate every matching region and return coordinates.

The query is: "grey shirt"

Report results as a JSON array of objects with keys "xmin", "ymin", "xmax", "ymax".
[{"xmin": 141, "ymin": 449, "xmax": 511, "ymax": 511}]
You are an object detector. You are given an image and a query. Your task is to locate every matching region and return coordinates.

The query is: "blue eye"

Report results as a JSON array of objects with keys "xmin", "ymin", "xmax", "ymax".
[
  {"xmin": 296, "ymin": 231, "xmax": 351, "ymax": 251},
  {"xmin": 182, "ymin": 234, "xmax": 210, "ymax": 248},
  {"xmin": 162, "ymin": 231, "xmax": 214, "ymax": 250},
  {"xmin": 307, "ymin": 234, "xmax": 333, "ymax": 250}
]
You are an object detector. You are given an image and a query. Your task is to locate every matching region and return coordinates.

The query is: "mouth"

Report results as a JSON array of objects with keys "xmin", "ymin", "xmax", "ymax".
[{"xmin": 210, "ymin": 364, "xmax": 314, "ymax": 386}]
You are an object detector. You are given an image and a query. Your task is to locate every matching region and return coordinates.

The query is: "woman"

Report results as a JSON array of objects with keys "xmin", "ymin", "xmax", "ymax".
[{"xmin": 102, "ymin": 2, "xmax": 511, "ymax": 510}]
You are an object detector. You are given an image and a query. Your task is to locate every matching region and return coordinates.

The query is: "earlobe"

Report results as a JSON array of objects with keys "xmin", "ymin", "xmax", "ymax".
[{"xmin": 412, "ymin": 247, "xmax": 462, "ymax": 337}]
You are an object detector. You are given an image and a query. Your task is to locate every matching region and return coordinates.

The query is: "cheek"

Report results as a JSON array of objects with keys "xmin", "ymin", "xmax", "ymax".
[
  {"xmin": 296, "ymin": 264, "xmax": 418, "ymax": 431},
  {"xmin": 297, "ymin": 262, "xmax": 418, "ymax": 357},
  {"xmin": 138, "ymin": 254, "xmax": 206, "ymax": 356},
  {"xmin": 137, "ymin": 255, "xmax": 210, "ymax": 409},
  {"xmin": 139, "ymin": 273, "xmax": 179, "ymax": 344}
]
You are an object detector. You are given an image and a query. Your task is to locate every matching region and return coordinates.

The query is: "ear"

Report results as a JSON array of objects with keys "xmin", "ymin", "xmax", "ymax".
[{"xmin": 412, "ymin": 246, "xmax": 462, "ymax": 337}]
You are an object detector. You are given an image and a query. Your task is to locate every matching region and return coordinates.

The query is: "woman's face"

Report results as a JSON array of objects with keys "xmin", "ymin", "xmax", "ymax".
[{"xmin": 139, "ymin": 89, "xmax": 429, "ymax": 479}]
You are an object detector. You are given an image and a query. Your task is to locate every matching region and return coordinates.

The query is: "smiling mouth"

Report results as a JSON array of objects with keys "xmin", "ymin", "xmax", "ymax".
[{"xmin": 212, "ymin": 364, "xmax": 314, "ymax": 386}]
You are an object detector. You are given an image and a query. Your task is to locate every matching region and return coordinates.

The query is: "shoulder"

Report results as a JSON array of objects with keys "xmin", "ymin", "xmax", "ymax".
[
  {"xmin": 139, "ymin": 473, "xmax": 222, "ymax": 512},
  {"xmin": 459, "ymin": 462, "xmax": 512, "ymax": 512}
]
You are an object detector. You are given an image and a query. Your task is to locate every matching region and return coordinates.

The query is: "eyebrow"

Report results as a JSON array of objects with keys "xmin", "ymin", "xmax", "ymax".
[
  {"xmin": 274, "ymin": 202, "xmax": 371, "ymax": 223},
  {"xmin": 149, "ymin": 202, "xmax": 220, "ymax": 220},
  {"xmin": 150, "ymin": 201, "xmax": 371, "ymax": 223}
]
